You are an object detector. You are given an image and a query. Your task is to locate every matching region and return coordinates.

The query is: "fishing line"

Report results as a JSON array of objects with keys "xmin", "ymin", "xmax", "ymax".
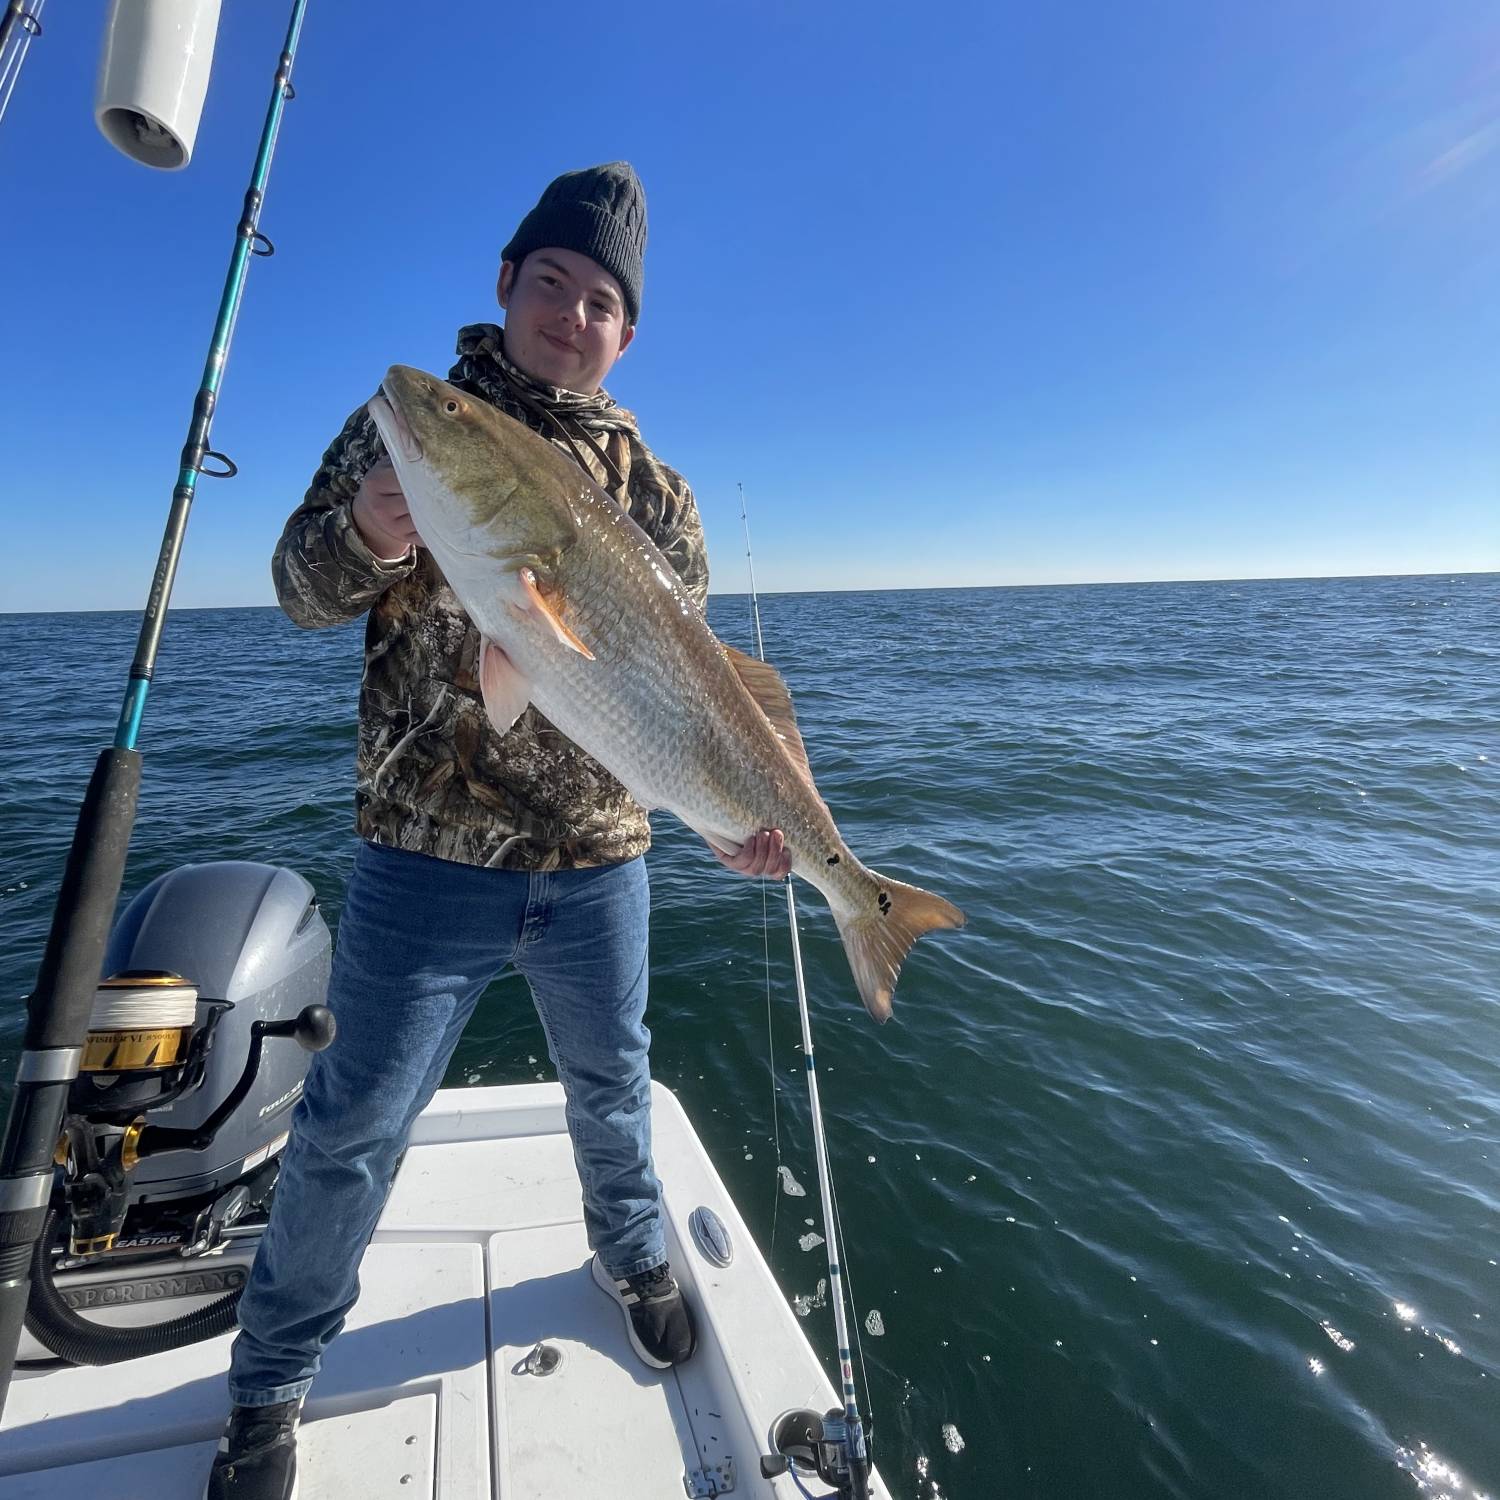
[
  {"xmin": 742, "ymin": 484, "xmax": 786, "ymax": 1246},
  {"xmin": 738, "ymin": 483, "xmax": 767, "ymax": 660},
  {"xmin": 762, "ymin": 876, "xmax": 784, "ymax": 1248},
  {"xmin": 737, "ymin": 481, "xmax": 873, "ymax": 1497}
]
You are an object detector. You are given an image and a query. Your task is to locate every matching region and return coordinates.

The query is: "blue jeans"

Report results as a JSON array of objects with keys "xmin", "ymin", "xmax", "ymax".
[{"xmin": 227, "ymin": 840, "xmax": 663, "ymax": 1406}]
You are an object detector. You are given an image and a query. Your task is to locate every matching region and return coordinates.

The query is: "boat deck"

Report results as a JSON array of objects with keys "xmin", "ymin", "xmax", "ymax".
[{"xmin": 0, "ymin": 1083, "xmax": 888, "ymax": 1498}]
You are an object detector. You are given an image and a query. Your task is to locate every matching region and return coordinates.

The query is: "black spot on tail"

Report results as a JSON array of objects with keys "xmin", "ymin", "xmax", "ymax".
[
  {"xmin": 877, "ymin": 889, "xmax": 892, "ymax": 916},
  {"xmin": 826, "ymin": 853, "xmax": 841, "ymax": 866}
]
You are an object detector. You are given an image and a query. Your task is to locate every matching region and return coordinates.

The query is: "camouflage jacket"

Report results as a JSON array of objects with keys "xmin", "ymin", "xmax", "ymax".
[{"xmin": 272, "ymin": 323, "xmax": 709, "ymax": 870}]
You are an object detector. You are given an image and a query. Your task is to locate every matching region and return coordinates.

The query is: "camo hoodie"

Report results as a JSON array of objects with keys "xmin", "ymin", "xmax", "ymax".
[{"xmin": 272, "ymin": 322, "xmax": 709, "ymax": 870}]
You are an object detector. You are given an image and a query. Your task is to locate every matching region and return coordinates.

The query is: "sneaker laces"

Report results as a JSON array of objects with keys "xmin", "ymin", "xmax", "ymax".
[
  {"xmin": 626, "ymin": 1264, "xmax": 676, "ymax": 1300},
  {"xmin": 224, "ymin": 1402, "xmax": 299, "ymax": 1461}
]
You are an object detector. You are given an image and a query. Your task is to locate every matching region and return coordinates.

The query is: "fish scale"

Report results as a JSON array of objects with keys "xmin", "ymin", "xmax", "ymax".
[
  {"xmin": 504, "ymin": 480, "xmax": 822, "ymax": 862},
  {"xmin": 369, "ymin": 365, "xmax": 964, "ymax": 1020}
]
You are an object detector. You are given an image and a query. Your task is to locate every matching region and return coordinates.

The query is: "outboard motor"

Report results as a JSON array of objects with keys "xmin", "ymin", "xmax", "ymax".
[{"xmin": 21, "ymin": 862, "xmax": 334, "ymax": 1365}]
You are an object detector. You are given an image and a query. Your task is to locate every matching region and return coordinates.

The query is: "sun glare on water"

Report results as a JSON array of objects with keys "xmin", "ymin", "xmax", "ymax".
[{"xmin": 1396, "ymin": 1441, "xmax": 1491, "ymax": 1499}]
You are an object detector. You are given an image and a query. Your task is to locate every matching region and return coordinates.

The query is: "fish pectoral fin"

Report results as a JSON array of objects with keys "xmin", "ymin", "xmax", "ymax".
[
  {"xmin": 722, "ymin": 645, "xmax": 821, "ymax": 796},
  {"xmin": 479, "ymin": 637, "xmax": 532, "ymax": 737},
  {"xmin": 518, "ymin": 567, "xmax": 594, "ymax": 660}
]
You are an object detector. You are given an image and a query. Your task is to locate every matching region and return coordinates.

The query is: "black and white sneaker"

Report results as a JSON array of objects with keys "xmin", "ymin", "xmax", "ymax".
[
  {"xmin": 204, "ymin": 1399, "xmax": 301, "ymax": 1500},
  {"xmin": 591, "ymin": 1253, "xmax": 697, "ymax": 1369}
]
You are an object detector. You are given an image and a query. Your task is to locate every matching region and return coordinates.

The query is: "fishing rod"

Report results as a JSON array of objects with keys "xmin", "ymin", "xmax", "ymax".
[
  {"xmin": 0, "ymin": 0, "xmax": 45, "ymax": 134},
  {"xmin": 0, "ymin": 0, "xmax": 310, "ymax": 1420},
  {"xmin": 738, "ymin": 485, "xmax": 873, "ymax": 1500}
]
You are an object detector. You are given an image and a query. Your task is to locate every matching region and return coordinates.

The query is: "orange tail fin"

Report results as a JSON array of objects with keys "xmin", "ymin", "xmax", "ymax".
[{"xmin": 833, "ymin": 874, "xmax": 965, "ymax": 1022}]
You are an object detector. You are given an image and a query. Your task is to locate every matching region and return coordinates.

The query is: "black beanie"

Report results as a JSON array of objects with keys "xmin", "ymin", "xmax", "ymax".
[{"xmin": 501, "ymin": 161, "xmax": 647, "ymax": 325}]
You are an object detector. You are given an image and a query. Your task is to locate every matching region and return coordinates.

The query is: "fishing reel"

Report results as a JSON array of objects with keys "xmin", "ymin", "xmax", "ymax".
[
  {"xmin": 60, "ymin": 970, "xmax": 211, "ymax": 1257},
  {"xmin": 761, "ymin": 1408, "xmax": 872, "ymax": 1499},
  {"xmin": 57, "ymin": 970, "xmax": 334, "ymax": 1262}
]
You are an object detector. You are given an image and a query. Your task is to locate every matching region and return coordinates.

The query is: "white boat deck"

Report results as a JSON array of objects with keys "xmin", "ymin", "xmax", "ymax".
[{"xmin": 0, "ymin": 1083, "xmax": 889, "ymax": 1498}]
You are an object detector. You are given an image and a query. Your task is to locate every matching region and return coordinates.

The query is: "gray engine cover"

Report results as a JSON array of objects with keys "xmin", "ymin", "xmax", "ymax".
[{"xmin": 98, "ymin": 862, "xmax": 332, "ymax": 1202}]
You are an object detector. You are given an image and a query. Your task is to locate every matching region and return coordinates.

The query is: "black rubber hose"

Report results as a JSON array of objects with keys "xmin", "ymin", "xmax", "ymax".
[{"xmin": 23, "ymin": 1209, "xmax": 242, "ymax": 1364}]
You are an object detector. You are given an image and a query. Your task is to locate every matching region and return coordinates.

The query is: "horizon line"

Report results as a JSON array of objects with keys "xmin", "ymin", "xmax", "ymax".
[{"xmin": 1, "ymin": 567, "xmax": 1493, "ymax": 617}]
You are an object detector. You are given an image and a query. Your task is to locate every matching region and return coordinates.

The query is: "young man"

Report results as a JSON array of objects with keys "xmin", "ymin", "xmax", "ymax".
[{"xmin": 207, "ymin": 162, "xmax": 790, "ymax": 1500}]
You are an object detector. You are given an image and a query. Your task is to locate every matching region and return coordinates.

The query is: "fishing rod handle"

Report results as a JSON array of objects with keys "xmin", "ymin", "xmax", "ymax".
[
  {"xmin": 21, "ymin": 749, "xmax": 141, "ymax": 1054},
  {"xmin": 0, "ymin": 747, "xmax": 140, "ymax": 1420}
]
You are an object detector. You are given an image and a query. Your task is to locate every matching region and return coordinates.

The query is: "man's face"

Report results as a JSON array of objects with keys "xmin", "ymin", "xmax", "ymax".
[{"xmin": 497, "ymin": 247, "xmax": 635, "ymax": 394}]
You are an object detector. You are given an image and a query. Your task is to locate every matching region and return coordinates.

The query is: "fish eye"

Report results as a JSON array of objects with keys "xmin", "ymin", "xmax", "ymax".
[{"xmin": 444, "ymin": 399, "xmax": 460, "ymax": 414}]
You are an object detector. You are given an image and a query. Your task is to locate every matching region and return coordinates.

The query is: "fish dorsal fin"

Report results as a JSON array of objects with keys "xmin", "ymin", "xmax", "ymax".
[{"xmin": 723, "ymin": 645, "xmax": 817, "ymax": 789}]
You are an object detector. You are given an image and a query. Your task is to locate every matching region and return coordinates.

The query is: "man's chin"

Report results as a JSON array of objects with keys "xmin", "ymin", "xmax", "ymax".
[
  {"xmin": 505, "ymin": 334, "xmax": 602, "ymax": 393},
  {"xmin": 528, "ymin": 359, "xmax": 600, "ymax": 395}
]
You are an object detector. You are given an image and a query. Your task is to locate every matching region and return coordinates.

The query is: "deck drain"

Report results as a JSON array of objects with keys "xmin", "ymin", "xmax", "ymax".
[{"xmin": 516, "ymin": 1340, "xmax": 564, "ymax": 1377}]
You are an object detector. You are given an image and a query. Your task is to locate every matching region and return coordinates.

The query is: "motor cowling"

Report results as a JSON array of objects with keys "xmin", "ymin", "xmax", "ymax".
[
  {"xmin": 91, "ymin": 861, "xmax": 332, "ymax": 1210},
  {"xmin": 22, "ymin": 863, "xmax": 333, "ymax": 1364}
]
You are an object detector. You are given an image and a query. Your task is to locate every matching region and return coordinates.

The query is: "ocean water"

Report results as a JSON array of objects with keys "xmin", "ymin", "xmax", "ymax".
[{"xmin": 1, "ymin": 574, "xmax": 1497, "ymax": 1499}]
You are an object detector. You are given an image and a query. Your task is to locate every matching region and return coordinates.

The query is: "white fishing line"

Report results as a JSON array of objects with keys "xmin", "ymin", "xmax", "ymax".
[{"xmin": 89, "ymin": 981, "xmax": 197, "ymax": 1032}]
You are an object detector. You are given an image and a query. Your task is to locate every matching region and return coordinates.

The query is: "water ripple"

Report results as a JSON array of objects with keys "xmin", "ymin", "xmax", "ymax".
[{"xmin": 2, "ymin": 575, "xmax": 1498, "ymax": 1497}]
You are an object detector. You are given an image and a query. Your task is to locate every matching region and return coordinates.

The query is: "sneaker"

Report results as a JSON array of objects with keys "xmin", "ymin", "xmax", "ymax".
[
  {"xmin": 205, "ymin": 1399, "xmax": 301, "ymax": 1500},
  {"xmin": 591, "ymin": 1253, "xmax": 697, "ymax": 1369}
]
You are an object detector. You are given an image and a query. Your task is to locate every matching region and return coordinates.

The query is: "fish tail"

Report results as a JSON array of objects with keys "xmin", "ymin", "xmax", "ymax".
[{"xmin": 832, "ymin": 872, "xmax": 965, "ymax": 1023}]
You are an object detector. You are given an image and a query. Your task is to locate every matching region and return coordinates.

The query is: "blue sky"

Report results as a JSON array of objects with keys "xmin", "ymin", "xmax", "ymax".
[{"xmin": 2, "ymin": 1, "xmax": 1496, "ymax": 612}]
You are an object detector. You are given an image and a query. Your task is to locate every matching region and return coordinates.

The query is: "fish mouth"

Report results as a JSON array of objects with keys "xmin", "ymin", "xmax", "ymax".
[{"xmin": 369, "ymin": 386, "xmax": 423, "ymax": 463}]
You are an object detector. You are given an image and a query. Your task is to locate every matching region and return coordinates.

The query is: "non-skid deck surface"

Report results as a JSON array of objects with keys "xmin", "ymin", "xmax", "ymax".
[{"xmin": 0, "ymin": 1083, "xmax": 888, "ymax": 1498}]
